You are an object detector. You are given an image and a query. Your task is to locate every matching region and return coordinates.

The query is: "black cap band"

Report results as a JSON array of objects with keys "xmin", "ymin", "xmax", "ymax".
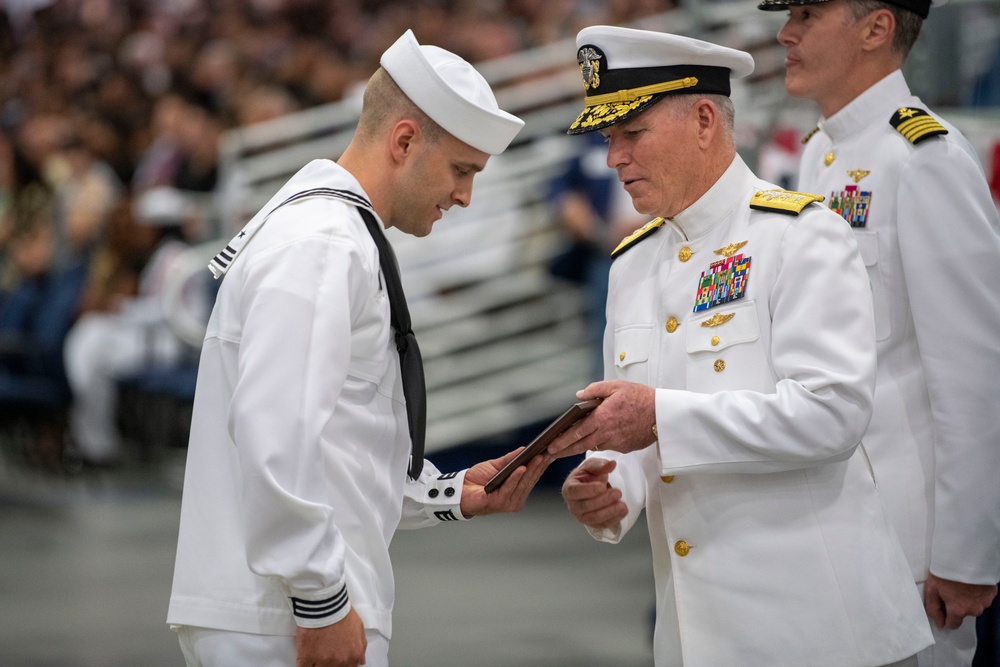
[
  {"xmin": 585, "ymin": 64, "xmax": 734, "ymax": 101},
  {"xmin": 757, "ymin": 0, "xmax": 931, "ymax": 19}
]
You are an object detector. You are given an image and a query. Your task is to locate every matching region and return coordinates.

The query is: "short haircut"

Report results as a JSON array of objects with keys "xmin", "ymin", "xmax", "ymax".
[
  {"xmin": 661, "ymin": 93, "xmax": 736, "ymax": 146},
  {"xmin": 846, "ymin": 0, "xmax": 923, "ymax": 58},
  {"xmin": 356, "ymin": 68, "xmax": 447, "ymax": 144}
]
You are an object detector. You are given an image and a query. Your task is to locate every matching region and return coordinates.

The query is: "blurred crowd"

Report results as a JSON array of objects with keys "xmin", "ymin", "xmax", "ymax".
[{"xmin": 0, "ymin": 0, "xmax": 677, "ymax": 469}]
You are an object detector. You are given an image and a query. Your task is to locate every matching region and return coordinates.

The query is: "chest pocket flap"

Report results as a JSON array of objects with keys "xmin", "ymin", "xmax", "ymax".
[
  {"xmin": 853, "ymin": 230, "xmax": 890, "ymax": 341},
  {"xmin": 614, "ymin": 325, "xmax": 653, "ymax": 369},
  {"xmin": 685, "ymin": 302, "xmax": 760, "ymax": 353}
]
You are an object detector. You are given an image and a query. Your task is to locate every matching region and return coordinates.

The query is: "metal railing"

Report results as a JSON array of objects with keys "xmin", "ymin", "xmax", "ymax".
[{"xmin": 207, "ymin": 1, "xmax": 998, "ymax": 453}]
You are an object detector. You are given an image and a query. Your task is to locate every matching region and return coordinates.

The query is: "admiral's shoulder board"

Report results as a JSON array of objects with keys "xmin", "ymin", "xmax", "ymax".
[
  {"xmin": 801, "ymin": 126, "xmax": 819, "ymax": 144},
  {"xmin": 750, "ymin": 189, "xmax": 825, "ymax": 216},
  {"xmin": 890, "ymin": 107, "xmax": 948, "ymax": 145},
  {"xmin": 611, "ymin": 218, "xmax": 665, "ymax": 258}
]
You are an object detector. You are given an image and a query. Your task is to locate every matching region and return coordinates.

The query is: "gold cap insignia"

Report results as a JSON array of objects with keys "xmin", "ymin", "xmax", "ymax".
[{"xmin": 578, "ymin": 47, "xmax": 602, "ymax": 90}]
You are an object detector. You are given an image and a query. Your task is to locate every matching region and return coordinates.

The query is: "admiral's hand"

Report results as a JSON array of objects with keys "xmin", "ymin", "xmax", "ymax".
[
  {"xmin": 461, "ymin": 447, "xmax": 552, "ymax": 517},
  {"xmin": 296, "ymin": 608, "xmax": 366, "ymax": 667},
  {"xmin": 547, "ymin": 380, "xmax": 656, "ymax": 459},
  {"xmin": 924, "ymin": 572, "xmax": 998, "ymax": 630},
  {"xmin": 562, "ymin": 457, "xmax": 627, "ymax": 531}
]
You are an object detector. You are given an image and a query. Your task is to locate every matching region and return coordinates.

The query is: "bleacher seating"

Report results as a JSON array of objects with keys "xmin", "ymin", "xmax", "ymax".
[{"xmin": 204, "ymin": 4, "xmax": 789, "ymax": 453}]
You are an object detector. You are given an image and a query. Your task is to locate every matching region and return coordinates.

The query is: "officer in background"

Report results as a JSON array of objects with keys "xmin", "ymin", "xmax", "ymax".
[
  {"xmin": 549, "ymin": 26, "xmax": 932, "ymax": 666},
  {"xmin": 757, "ymin": 0, "xmax": 1000, "ymax": 663}
]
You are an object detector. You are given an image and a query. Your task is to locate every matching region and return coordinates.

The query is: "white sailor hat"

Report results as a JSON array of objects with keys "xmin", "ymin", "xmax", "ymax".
[
  {"xmin": 380, "ymin": 30, "xmax": 524, "ymax": 155},
  {"xmin": 568, "ymin": 26, "xmax": 754, "ymax": 135},
  {"xmin": 758, "ymin": 0, "xmax": 945, "ymax": 19}
]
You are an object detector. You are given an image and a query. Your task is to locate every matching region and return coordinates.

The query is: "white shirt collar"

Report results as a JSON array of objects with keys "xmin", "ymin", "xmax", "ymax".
[
  {"xmin": 819, "ymin": 70, "xmax": 911, "ymax": 142},
  {"xmin": 671, "ymin": 154, "xmax": 754, "ymax": 240}
]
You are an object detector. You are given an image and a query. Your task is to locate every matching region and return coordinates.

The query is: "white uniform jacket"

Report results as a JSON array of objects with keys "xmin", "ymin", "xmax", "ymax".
[
  {"xmin": 798, "ymin": 70, "xmax": 1000, "ymax": 587},
  {"xmin": 592, "ymin": 156, "xmax": 933, "ymax": 666},
  {"xmin": 168, "ymin": 160, "xmax": 468, "ymax": 640}
]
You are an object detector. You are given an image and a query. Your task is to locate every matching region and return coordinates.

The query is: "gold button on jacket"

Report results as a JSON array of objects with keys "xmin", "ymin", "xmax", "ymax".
[{"xmin": 674, "ymin": 540, "xmax": 690, "ymax": 557}]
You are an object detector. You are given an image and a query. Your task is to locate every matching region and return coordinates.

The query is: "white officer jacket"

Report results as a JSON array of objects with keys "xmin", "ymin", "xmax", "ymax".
[
  {"xmin": 591, "ymin": 156, "xmax": 932, "ymax": 666},
  {"xmin": 798, "ymin": 70, "xmax": 1000, "ymax": 587},
  {"xmin": 168, "ymin": 160, "xmax": 468, "ymax": 640}
]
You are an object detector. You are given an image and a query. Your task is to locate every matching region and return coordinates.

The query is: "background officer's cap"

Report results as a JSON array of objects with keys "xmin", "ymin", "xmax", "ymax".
[
  {"xmin": 380, "ymin": 30, "xmax": 524, "ymax": 155},
  {"xmin": 568, "ymin": 26, "xmax": 754, "ymax": 135},
  {"xmin": 757, "ymin": 0, "xmax": 947, "ymax": 20}
]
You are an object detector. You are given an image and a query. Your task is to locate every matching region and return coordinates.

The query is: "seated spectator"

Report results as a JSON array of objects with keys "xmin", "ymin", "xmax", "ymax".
[
  {"xmin": 50, "ymin": 131, "xmax": 123, "ymax": 270},
  {"xmin": 63, "ymin": 186, "xmax": 204, "ymax": 466},
  {"xmin": 0, "ymin": 182, "xmax": 87, "ymax": 467}
]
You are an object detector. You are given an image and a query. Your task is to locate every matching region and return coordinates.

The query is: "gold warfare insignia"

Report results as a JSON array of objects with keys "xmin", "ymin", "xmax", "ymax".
[
  {"xmin": 890, "ymin": 107, "xmax": 948, "ymax": 144},
  {"xmin": 750, "ymin": 189, "xmax": 825, "ymax": 216},
  {"xmin": 578, "ymin": 46, "xmax": 602, "ymax": 90},
  {"xmin": 611, "ymin": 218, "xmax": 665, "ymax": 258},
  {"xmin": 713, "ymin": 241, "xmax": 748, "ymax": 258},
  {"xmin": 847, "ymin": 169, "xmax": 870, "ymax": 183},
  {"xmin": 801, "ymin": 127, "xmax": 819, "ymax": 144},
  {"xmin": 700, "ymin": 312, "xmax": 736, "ymax": 328}
]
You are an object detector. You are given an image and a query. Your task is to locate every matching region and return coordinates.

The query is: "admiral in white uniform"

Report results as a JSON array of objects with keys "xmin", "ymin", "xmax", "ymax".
[
  {"xmin": 168, "ymin": 31, "xmax": 541, "ymax": 667},
  {"xmin": 553, "ymin": 26, "xmax": 933, "ymax": 666},
  {"xmin": 758, "ymin": 0, "xmax": 1000, "ymax": 662}
]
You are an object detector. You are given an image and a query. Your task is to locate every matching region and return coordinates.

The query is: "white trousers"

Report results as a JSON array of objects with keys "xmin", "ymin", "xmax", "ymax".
[{"xmin": 176, "ymin": 626, "xmax": 389, "ymax": 667}]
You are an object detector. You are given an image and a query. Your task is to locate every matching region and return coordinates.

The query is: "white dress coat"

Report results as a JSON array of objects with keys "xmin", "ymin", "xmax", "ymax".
[
  {"xmin": 797, "ymin": 70, "xmax": 1000, "ymax": 590},
  {"xmin": 590, "ymin": 156, "xmax": 933, "ymax": 666},
  {"xmin": 168, "ymin": 160, "xmax": 468, "ymax": 641}
]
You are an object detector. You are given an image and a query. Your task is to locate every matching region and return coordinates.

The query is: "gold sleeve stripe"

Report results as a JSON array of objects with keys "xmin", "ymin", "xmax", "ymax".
[
  {"xmin": 896, "ymin": 117, "xmax": 948, "ymax": 143},
  {"xmin": 890, "ymin": 107, "xmax": 948, "ymax": 145}
]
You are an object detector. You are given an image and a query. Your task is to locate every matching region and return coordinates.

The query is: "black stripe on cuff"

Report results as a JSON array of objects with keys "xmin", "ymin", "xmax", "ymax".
[{"xmin": 290, "ymin": 585, "xmax": 349, "ymax": 620}]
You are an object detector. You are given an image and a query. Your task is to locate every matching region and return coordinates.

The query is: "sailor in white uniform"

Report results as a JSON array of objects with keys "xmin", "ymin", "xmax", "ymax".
[{"xmin": 168, "ymin": 30, "xmax": 547, "ymax": 667}]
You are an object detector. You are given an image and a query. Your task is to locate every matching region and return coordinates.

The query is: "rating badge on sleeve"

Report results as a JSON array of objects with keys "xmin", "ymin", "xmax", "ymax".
[{"xmin": 693, "ymin": 253, "xmax": 751, "ymax": 313}]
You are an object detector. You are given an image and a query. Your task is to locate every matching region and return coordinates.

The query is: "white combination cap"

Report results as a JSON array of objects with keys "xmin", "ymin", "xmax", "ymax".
[
  {"xmin": 380, "ymin": 29, "xmax": 524, "ymax": 155},
  {"xmin": 569, "ymin": 26, "xmax": 754, "ymax": 135}
]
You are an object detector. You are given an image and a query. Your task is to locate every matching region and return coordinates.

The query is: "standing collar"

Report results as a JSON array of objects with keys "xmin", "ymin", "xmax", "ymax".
[
  {"xmin": 671, "ymin": 154, "xmax": 754, "ymax": 240},
  {"xmin": 819, "ymin": 70, "xmax": 910, "ymax": 142}
]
